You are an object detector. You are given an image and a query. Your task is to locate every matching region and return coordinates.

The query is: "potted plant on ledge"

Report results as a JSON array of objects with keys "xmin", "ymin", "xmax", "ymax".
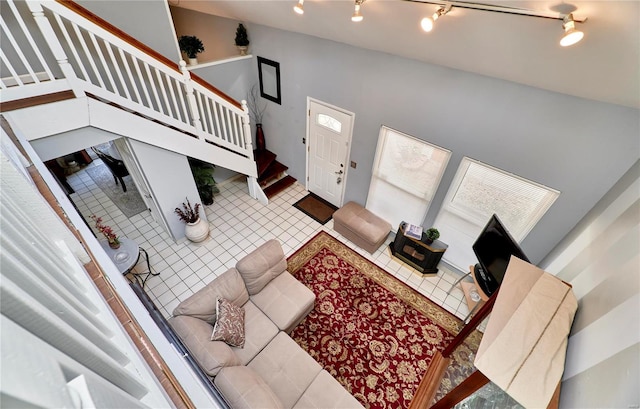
[
  {"xmin": 235, "ymin": 24, "xmax": 250, "ymax": 56},
  {"xmin": 178, "ymin": 35, "xmax": 204, "ymax": 66},
  {"xmin": 175, "ymin": 198, "xmax": 209, "ymax": 242}
]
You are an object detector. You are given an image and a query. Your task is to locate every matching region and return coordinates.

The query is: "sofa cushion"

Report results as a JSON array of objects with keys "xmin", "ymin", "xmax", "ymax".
[
  {"xmin": 236, "ymin": 239, "xmax": 287, "ymax": 295},
  {"xmin": 294, "ymin": 370, "xmax": 364, "ymax": 409},
  {"xmin": 173, "ymin": 268, "xmax": 249, "ymax": 324},
  {"xmin": 168, "ymin": 315, "xmax": 240, "ymax": 376},
  {"xmin": 248, "ymin": 332, "xmax": 322, "ymax": 409},
  {"xmin": 211, "ymin": 298, "xmax": 245, "ymax": 347},
  {"xmin": 234, "ymin": 301, "xmax": 279, "ymax": 365},
  {"xmin": 215, "ymin": 366, "xmax": 284, "ymax": 409},
  {"xmin": 251, "ymin": 272, "xmax": 315, "ymax": 333}
]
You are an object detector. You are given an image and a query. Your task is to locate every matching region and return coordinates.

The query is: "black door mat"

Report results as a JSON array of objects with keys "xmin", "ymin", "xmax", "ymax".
[{"xmin": 293, "ymin": 192, "xmax": 339, "ymax": 225}]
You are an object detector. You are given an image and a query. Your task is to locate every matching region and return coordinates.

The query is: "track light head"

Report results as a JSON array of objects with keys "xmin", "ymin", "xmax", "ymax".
[
  {"xmin": 420, "ymin": 16, "xmax": 434, "ymax": 32},
  {"xmin": 294, "ymin": 0, "xmax": 304, "ymax": 14},
  {"xmin": 560, "ymin": 13, "xmax": 584, "ymax": 46},
  {"xmin": 421, "ymin": 6, "xmax": 449, "ymax": 33},
  {"xmin": 352, "ymin": 0, "xmax": 365, "ymax": 22}
]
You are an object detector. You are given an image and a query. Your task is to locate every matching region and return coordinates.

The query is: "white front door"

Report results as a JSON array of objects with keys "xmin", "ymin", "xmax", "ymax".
[{"xmin": 306, "ymin": 99, "xmax": 353, "ymax": 208}]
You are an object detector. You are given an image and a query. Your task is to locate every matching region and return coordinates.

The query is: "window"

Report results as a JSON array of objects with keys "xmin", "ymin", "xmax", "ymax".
[
  {"xmin": 435, "ymin": 157, "xmax": 560, "ymax": 271},
  {"xmin": 366, "ymin": 126, "xmax": 451, "ymax": 228},
  {"xmin": 316, "ymin": 113, "xmax": 342, "ymax": 133}
]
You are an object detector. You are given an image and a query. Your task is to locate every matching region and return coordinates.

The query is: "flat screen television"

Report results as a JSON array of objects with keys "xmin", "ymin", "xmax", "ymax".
[{"xmin": 472, "ymin": 214, "xmax": 530, "ymax": 297}]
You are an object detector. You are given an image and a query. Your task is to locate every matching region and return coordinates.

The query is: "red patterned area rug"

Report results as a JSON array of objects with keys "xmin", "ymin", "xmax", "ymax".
[{"xmin": 288, "ymin": 231, "xmax": 480, "ymax": 409}]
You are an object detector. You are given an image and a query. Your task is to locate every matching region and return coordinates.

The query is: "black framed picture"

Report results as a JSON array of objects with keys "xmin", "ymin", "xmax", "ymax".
[{"xmin": 257, "ymin": 56, "xmax": 281, "ymax": 105}]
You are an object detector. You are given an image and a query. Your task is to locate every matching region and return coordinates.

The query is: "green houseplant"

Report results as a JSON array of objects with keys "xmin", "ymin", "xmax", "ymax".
[
  {"xmin": 178, "ymin": 35, "xmax": 204, "ymax": 65},
  {"xmin": 189, "ymin": 158, "xmax": 219, "ymax": 205},
  {"xmin": 425, "ymin": 227, "xmax": 440, "ymax": 244},
  {"xmin": 234, "ymin": 24, "xmax": 250, "ymax": 55}
]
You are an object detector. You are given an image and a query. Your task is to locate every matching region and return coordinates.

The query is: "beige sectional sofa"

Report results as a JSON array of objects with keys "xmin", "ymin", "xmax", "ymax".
[{"xmin": 168, "ymin": 240, "xmax": 364, "ymax": 409}]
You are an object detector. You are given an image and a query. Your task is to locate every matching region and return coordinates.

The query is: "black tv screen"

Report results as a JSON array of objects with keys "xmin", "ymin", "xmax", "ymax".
[{"xmin": 472, "ymin": 214, "xmax": 529, "ymax": 296}]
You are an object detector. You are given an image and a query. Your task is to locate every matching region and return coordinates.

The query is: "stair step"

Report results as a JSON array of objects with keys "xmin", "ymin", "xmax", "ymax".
[
  {"xmin": 258, "ymin": 160, "xmax": 289, "ymax": 186},
  {"xmin": 263, "ymin": 175, "xmax": 297, "ymax": 198},
  {"xmin": 255, "ymin": 149, "xmax": 277, "ymax": 178}
]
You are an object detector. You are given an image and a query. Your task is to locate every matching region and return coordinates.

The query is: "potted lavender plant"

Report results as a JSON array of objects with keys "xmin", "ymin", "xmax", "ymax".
[{"xmin": 175, "ymin": 198, "xmax": 209, "ymax": 242}]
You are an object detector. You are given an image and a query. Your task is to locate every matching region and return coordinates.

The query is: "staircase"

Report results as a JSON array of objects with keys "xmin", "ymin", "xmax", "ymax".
[
  {"xmin": 0, "ymin": 0, "xmax": 269, "ymax": 204},
  {"xmin": 255, "ymin": 149, "xmax": 297, "ymax": 198}
]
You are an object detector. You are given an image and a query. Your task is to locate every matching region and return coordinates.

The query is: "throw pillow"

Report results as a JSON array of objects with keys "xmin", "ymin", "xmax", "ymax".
[{"xmin": 211, "ymin": 298, "xmax": 245, "ymax": 347}]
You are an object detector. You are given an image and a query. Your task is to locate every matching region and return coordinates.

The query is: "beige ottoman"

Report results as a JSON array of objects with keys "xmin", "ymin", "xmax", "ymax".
[{"xmin": 333, "ymin": 202, "xmax": 392, "ymax": 254}]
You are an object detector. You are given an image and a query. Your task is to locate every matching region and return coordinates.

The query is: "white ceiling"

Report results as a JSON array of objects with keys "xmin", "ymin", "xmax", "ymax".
[{"xmin": 174, "ymin": 0, "xmax": 640, "ymax": 109}]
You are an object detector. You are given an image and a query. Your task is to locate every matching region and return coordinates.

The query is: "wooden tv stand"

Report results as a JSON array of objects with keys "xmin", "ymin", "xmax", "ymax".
[{"xmin": 390, "ymin": 222, "xmax": 448, "ymax": 275}]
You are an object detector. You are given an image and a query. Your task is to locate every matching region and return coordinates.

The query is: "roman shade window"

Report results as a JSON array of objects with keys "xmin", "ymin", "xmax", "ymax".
[
  {"xmin": 435, "ymin": 157, "xmax": 559, "ymax": 271},
  {"xmin": 366, "ymin": 126, "xmax": 451, "ymax": 229}
]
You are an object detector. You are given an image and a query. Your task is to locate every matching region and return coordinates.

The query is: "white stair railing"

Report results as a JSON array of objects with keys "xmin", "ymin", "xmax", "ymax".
[
  {"xmin": 2, "ymin": 0, "xmax": 254, "ymax": 162},
  {"xmin": 0, "ymin": 0, "xmax": 72, "ymax": 100}
]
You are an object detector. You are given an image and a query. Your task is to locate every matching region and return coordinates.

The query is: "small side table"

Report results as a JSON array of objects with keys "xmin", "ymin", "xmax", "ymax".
[
  {"xmin": 390, "ymin": 222, "xmax": 448, "ymax": 275},
  {"xmin": 100, "ymin": 237, "xmax": 157, "ymax": 287},
  {"xmin": 453, "ymin": 265, "xmax": 490, "ymax": 324}
]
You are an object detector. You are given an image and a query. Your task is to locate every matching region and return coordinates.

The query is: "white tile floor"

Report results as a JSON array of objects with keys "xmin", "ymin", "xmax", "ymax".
[{"xmin": 68, "ymin": 161, "xmax": 473, "ymax": 321}]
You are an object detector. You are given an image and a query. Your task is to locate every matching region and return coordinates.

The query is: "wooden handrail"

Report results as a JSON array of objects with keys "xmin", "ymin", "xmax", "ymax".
[
  {"xmin": 189, "ymin": 72, "xmax": 242, "ymax": 110},
  {"xmin": 442, "ymin": 290, "xmax": 497, "ymax": 357},
  {"xmin": 54, "ymin": 0, "xmax": 180, "ymax": 73}
]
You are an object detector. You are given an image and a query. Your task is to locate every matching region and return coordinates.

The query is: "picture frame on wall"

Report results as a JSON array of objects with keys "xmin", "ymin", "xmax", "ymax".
[{"xmin": 257, "ymin": 56, "xmax": 281, "ymax": 105}]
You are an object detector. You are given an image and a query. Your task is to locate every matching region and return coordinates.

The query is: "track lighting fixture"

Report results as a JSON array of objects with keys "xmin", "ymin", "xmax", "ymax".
[
  {"xmin": 420, "ymin": 5, "xmax": 450, "ymax": 32},
  {"xmin": 415, "ymin": 1, "xmax": 586, "ymax": 47},
  {"xmin": 292, "ymin": 0, "xmax": 366, "ymax": 23},
  {"xmin": 352, "ymin": 0, "xmax": 365, "ymax": 22},
  {"xmin": 560, "ymin": 13, "xmax": 584, "ymax": 47},
  {"xmin": 292, "ymin": 0, "xmax": 587, "ymax": 46}
]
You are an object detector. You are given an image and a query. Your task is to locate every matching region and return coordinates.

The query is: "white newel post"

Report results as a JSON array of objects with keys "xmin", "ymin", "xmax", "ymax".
[
  {"xmin": 26, "ymin": 1, "xmax": 84, "ymax": 98},
  {"xmin": 241, "ymin": 100, "xmax": 254, "ymax": 155},
  {"xmin": 179, "ymin": 60, "xmax": 204, "ymax": 138}
]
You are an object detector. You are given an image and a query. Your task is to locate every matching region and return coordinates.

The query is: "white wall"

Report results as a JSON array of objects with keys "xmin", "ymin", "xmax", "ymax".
[
  {"xmin": 76, "ymin": 0, "xmax": 180, "ymax": 62},
  {"xmin": 127, "ymin": 140, "xmax": 204, "ymax": 241},
  {"xmin": 541, "ymin": 160, "xmax": 639, "ymax": 408},
  {"xmin": 247, "ymin": 24, "xmax": 640, "ymax": 266}
]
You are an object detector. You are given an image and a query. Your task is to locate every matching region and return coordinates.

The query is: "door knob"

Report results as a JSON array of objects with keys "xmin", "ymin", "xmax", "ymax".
[
  {"xmin": 335, "ymin": 170, "xmax": 344, "ymax": 175},
  {"xmin": 337, "ymin": 177, "xmax": 342, "ymax": 184}
]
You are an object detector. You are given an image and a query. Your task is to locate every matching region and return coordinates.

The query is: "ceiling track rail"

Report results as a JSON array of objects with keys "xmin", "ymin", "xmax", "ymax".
[{"xmin": 402, "ymin": 0, "xmax": 587, "ymax": 22}]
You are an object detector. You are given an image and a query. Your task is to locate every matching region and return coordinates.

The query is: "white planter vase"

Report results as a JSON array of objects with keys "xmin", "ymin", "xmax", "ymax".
[
  {"xmin": 185, "ymin": 217, "xmax": 209, "ymax": 242},
  {"xmin": 236, "ymin": 46, "xmax": 248, "ymax": 56},
  {"xmin": 188, "ymin": 57, "xmax": 198, "ymax": 66}
]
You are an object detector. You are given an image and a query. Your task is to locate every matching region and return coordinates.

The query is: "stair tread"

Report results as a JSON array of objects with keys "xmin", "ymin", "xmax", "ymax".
[
  {"xmin": 255, "ymin": 149, "xmax": 277, "ymax": 178},
  {"xmin": 258, "ymin": 160, "xmax": 289, "ymax": 184},
  {"xmin": 263, "ymin": 175, "xmax": 297, "ymax": 198}
]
